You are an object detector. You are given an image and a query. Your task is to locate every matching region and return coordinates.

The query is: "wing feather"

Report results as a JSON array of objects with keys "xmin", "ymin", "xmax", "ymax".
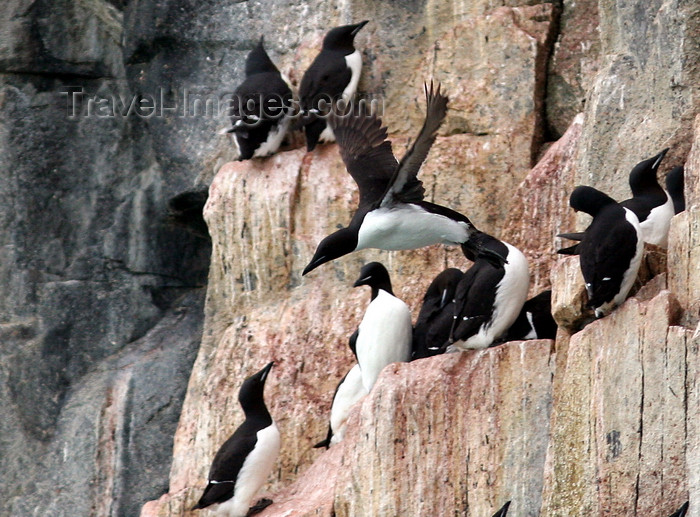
[
  {"xmin": 329, "ymin": 106, "xmax": 399, "ymax": 207},
  {"xmin": 383, "ymin": 81, "xmax": 448, "ymax": 205}
]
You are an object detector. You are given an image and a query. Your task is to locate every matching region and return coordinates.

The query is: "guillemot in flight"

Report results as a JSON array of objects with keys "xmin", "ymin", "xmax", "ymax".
[{"xmin": 302, "ymin": 82, "xmax": 506, "ymax": 276}]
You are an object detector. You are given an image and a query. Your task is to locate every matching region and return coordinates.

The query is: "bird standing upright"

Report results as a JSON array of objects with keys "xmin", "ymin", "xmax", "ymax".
[
  {"xmin": 298, "ymin": 21, "xmax": 368, "ymax": 151},
  {"xmin": 665, "ymin": 165, "xmax": 685, "ymax": 215},
  {"xmin": 302, "ymin": 82, "xmax": 506, "ymax": 276},
  {"xmin": 223, "ymin": 38, "xmax": 293, "ymax": 160},
  {"xmin": 352, "ymin": 262, "xmax": 412, "ymax": 392},
  {"xmin": 192, "ymin": 362, "xmax": 280, "ymax": 517},
  {"xmin": 619, "ymin": 148, "xmax": 673, "ymax": 247},
  {"xmin": 557, "ymin": 148, "xmax": 673, "ymax": 253},
  {"xmin": 314, "ymin": 363, "xmax": 367, "ymax": 448}
]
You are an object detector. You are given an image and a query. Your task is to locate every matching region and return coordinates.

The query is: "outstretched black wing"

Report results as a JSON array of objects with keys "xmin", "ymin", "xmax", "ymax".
[
  {"xmin": 329, "ymin": 106, "xmax": 399, "ymax": 208},
  {"xmin": 383, "ymin": 81, "xmax": 448, "ymax": 206}
]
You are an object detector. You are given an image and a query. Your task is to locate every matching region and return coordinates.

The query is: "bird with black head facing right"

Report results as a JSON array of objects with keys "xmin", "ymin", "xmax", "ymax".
[
  {"xmin": 557, "ymin": 148, "xmax": 673, "ymax": 253},
  {"xmin": 669, "ymin": 501, "xmax": 689, "ymax": 517},
  {"xmin": 619, "ymin": 148, "xmax": 673, "ymax": 247},
  {"xmin": 298, "ymin": 20, "xmax": 368, "ymax": 151},
  {"xmin": 302, "ymin": 82, "xmax": 507, "ymax": 276},
  {"xmin": 192, "ymin": 362, "xmax": 280, "ymax": 517},
  {"xmin": 492, "ymin": 501, "xmax": 511, "ymax": 517}
]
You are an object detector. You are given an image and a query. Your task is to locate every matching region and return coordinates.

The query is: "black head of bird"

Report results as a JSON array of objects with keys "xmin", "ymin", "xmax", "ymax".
[
  {"xmin": 238, "ymin": 361, "xmax": 274, "ymax": 416},
  {"xmin": 569, "ymin": 185, "xmax": 618, "ymax": 217},
  {"xmin": 665, "ymin": 165, "xmax": 685, "ymax": 214},
  {"xmin": 627, "ymin": 147, "xmax": 668, "ymax": 194},
  {"xmin": 353, "ymin": 262, "xmax": 393, "ymax": 297},
  {"xmin": 302, "ymin": 227, "xmax": 358, "ymax": 276},
  {"xmin": 322, "ymin": 20, "xmax": 368, "ymax": 53}
]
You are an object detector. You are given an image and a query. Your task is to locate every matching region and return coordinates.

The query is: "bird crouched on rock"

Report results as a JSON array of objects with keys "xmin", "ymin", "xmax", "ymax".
[
  {"xmin": 568, "ymin": 185, "xmax": 643, "ymax": 318},
  {"xmin": 222, "ymin": 38, "xmax": 293, "ymax": 161},
  {"xmin": 447, "ymin": 231, "xmax": 529, "ymax": 350}
]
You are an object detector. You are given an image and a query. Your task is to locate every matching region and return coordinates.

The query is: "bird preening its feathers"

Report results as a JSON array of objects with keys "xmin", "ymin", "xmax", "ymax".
[
  {"xmin": 566, "ymin": 185, "xmax": 643, "ymax": 318},
  {"xmin": 557, "ymin": 148, "xmax": 677, "ymax": 254}
]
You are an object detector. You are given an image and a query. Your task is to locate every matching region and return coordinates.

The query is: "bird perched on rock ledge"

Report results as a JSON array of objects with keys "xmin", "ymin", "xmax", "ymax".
[
  {"xmin": 222, "ymin": 38, "xmax": 293, "ymax": 161},
  {"xmin": 352, "ymin": 262, "xmax": 412, "ymax": 392},
  {"xmin": 192, "ymin": 362, "xmax": 280, "ymax": 517},
  {"xmin": 447, "ymin": 231, "xmax": 529, "ymax": 350},
  {"xmin": 569, "ymin": 185, "xmax": 643, "ymax": 319},
  {"xmin": 298, "ymin": 21, "xmax": 368, "ymax": 151}
]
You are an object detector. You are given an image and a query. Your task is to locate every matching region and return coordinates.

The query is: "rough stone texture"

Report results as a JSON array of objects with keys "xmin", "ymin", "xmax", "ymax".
[
  {"xmin": 687, "ymin": 114, "xmax": 700, "ymax": 209},
  {"xmin": 332, "ymin": 343, "xmax": 555, "ymax": 517},
  {"xmin": 502, "ymin": 113, "xmax": 583, "ymax": 296},
  {"xmin": 572, "ymin": 0, "xmax": 700, "ymax": 202},
  {"xmin": 0, "ymin": 290, "xmax": 204, "ymax": 517},
  {"xmin": 541, "ymin": 291, "xmax": 687, "ymax": 516},
  {"xmin": 550, "ymin": 255, "xmax": 592, "ymax": 331},
  {"xmin": 1, "ymin": 0, "xmax": 699, "ymax": 516},
  {"xmin": 668, "ymin": 207, "xmax": 700, "ymax": 327},
  {"xmin": 0, "ymin": 0, "xmax": 210, "ymax": 515},
  {"xmin": 686, "ymin": 324, "xmax": 700, "ymax": 517},
  {"xmin": 546, "ymin": 0, "xmax": 601, "ymax": 139}
]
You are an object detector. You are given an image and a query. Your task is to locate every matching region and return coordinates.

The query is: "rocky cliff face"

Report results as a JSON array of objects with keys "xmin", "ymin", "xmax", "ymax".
[
  {"xmin": 1, "ymin": 0, "xmax": 698, "ymax": 516},
  {"xmin": 143, "ymin": 0, "xmax": 699, "ymax": 516}
]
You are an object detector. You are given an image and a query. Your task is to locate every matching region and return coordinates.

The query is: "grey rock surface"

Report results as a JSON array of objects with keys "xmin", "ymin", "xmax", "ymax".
[{"xmin": 0, "ymin": 0, "xmax": 212, "ymax": 515}]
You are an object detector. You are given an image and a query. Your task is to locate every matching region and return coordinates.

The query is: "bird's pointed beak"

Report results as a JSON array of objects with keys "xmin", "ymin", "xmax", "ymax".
[
  {"xmin": 302, "ymin": 256, "xmax": 326, "ymax": 276},
  {"xmin": 260, "ymin": 361, "xmax": 274, "ymax": 382},
  {"xmin": 351, "ymin": 20, "xmax": 369, "ymax": 36},
  {"xmin": 652, "ymin": 147, "xmax": 669, "ymax": 170},
  {"xmin": 353, "ymin": 275, "xmax": 371, "ymax": 287}
]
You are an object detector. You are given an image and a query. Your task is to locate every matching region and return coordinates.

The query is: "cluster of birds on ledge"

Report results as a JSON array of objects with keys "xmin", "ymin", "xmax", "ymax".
[{"xmin": 192, "ymin": 21, "xmax": 688, "ymax": 517}]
